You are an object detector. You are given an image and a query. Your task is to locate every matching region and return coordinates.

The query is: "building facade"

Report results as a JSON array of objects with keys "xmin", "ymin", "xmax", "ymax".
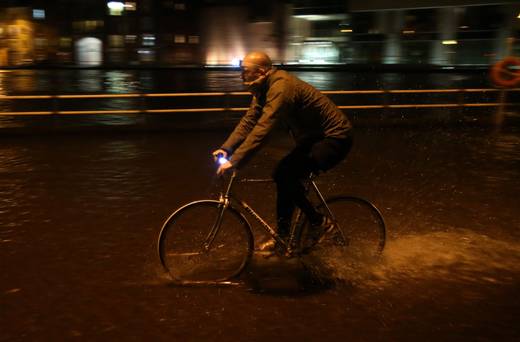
[{"xmin": 0, "ymin": 0, "xmax": 519, "ymax": 67}]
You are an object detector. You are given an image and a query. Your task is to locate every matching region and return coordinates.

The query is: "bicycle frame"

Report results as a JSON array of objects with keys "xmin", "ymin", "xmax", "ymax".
[{"xmin": 213, "ymin": 170, "xmax": 339, "ymax": 256}]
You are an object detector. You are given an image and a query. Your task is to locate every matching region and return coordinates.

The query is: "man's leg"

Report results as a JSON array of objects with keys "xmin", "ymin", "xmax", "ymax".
[
  {"xmin": 273, "ymin": 145, "xmax": 321, "ymax": 231},
  {"xmin": 262, "ymin": 137, "xmax": 351, "ymax": 250},
  {"xmin": 287, "ymin": 137, "xmax": 353, "ymax": 225},
  {"xmin": 309, "ymin": 137, "xmax": 352, "ymax": 173}
]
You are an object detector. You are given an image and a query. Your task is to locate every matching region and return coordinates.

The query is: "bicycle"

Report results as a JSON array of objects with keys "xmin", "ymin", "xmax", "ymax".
[{"xmin": 157, "ymin": 159, "xmax": 386, "ymax": 285}]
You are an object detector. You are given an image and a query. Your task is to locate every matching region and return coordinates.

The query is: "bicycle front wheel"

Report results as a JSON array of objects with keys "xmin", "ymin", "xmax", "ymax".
[
  {"xmin": 305, "ymin": 196, "xmax": 386, "ymax": 260},
  {"xmin": 157, "ymin": 200, "xmax": 253, "ymax": 284}
]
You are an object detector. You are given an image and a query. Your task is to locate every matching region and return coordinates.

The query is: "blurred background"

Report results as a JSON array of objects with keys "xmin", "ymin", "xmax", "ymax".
[
  {"xmin": 0, "ymin": 0, "xmax": 519, "ymax": 68},
  {"xmin": 1, "ymin": 0, "xmax": 519, "ymax": 131}
]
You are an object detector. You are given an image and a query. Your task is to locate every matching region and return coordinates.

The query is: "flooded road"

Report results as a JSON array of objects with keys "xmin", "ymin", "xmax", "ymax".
[{"xmin": 1, "ymin": 125, "xmax": 519, "ymax": 340}]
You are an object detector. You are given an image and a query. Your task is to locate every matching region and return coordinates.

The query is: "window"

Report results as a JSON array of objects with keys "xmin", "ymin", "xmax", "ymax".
[
  {"xmin": 35, "ymin": 38, "xmax": 48, "ymax": 47},
  {"xmin": 125, "ymin": 2, "xmax": 137, "ymax": 11},
  {"xmin": 125, "ymin": 35, "xmax": 137, "ymax": 44},
  {"xmin": 108, "ymin": 35, "xmax": 125, "ymax": 47},
  {"xmin": 174, "ymin": 34, "xmax": 186, "ymax": 43},
  {"xmin": 188, "ymin": 35, "xmax": 199, "ymax": 44},
  {"xmin": 32, "ymin": 9, "xmax": 45, "ymax": 20},
  {"xmin": 142, "ymin": 34, "xmax": 156, "ymax": 46},
  {"xmin": 72, "ymin": 21, "xmax": 104, "ymax": 32},
  {"xmin": 59, "ymin": 37, "xmax": 72, "ymax": 48}
]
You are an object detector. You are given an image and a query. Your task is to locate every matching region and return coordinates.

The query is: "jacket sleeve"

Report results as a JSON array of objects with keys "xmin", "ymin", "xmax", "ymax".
[
  {"xmin": 220, "ymin": 96, "xmax": 261, "ymax": 153},
  {"xmin": 229, "ymin": 77, "xmax": 293, "ymax": 167}
]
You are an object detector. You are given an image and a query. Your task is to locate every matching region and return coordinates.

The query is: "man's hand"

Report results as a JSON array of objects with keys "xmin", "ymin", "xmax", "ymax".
[
  {"xmin": 212, "ymin": 149, "xmax": 228, "ymax": 162},
  {"xmin": 212, "ymin": 148, "xmax": 233, "ymax": 176},
  {"xmin": 217, "ymin": 160, "xmax": 233, "ymax": 176}
]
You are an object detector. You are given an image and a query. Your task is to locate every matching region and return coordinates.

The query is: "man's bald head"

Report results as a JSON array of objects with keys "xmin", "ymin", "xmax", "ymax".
[
  {"xmin": 240, "ymin": 51, "xmax": 273, "ymax": 86},
  {"xmin": 241, "ymin": 51, "xmax": 272, "ymax": 72}
]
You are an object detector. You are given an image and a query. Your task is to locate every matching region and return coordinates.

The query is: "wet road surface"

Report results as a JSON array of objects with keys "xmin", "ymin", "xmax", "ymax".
[{"xmin": 1, "ymin": 125, "xmax": 519, "ymax": 340}]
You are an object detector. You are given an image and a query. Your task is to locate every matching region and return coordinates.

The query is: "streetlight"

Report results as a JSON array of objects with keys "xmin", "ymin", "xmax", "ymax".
[
  {"xmin": 107, "ymin": 2, "xmax": 124, "ymax": 11},
  {"xmin": 107, "ymin": 1, "xmax": 124, "ymax": 16}
]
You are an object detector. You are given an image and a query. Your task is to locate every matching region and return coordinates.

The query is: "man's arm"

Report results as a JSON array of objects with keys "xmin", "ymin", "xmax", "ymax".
[
  {"xmin": 229, "ymin": 77, "xmax": 293, "ymax": 167},
  {"xmin": 220, "ymin": 96, "xmax": 261, "ymax": 153}
]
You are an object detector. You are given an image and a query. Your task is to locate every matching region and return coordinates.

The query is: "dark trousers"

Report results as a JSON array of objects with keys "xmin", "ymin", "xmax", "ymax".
[{"xmin": 272, "ymin": 136, "xmax": 353, "ymax": 236}]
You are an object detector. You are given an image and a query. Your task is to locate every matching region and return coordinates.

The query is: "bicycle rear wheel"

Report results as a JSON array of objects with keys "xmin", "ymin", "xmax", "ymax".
[
  {"xmin": 157, "ymin": 200, "xmax": 253, "ymax": 284},
  {"xmin": 302, "ymin": 196, "xmax": 386, "ymax": 260}
]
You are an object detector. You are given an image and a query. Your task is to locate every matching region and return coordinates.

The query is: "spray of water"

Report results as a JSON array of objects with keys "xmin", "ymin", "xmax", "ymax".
[{"xmin": 305, "ymin": 229, "xmax": 520, "ymax": 290}]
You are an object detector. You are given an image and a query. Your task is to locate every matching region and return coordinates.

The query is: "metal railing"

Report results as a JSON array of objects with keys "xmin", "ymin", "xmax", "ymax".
[{"xmin": 0, "ymin": 88, "xmax": 518, "ymax": 116}]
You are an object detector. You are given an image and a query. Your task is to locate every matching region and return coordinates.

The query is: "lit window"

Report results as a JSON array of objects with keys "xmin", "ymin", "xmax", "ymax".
[
  {"xmin": 125, "ymin": 35, "xmax": 137, "ymax": 43},
  {"xmin": 108, "ymin": 35, "xmax": 125, "ymax": 47},
  {"xmin": 138, "ymin": 49, "xmax": 155, "ymax": 62},
  {"xmin": 35, "ymin": 38, "xmax": 47, "ymax": 47},
  {"xmin": 125, "ymin": 2, "xmax": 137, "ymax": 11},
  {"xmin": 142, "ymin": 34, "xmax": 156, "ymax": 46},
  {"xmin": 33, "ymin": 9, "xmax": 45, "ymax": 20},
  {"xmin": 174, "ymin": 3, "xmax": 186, "ymax": 10},
  {"xmin": 188, "ymin": 35, "xmax": 199, "ymax": 44},
  {"xmin": 174, "ymin": 34, "xmax": 186, "ymax": 43},
  {"xmin": 86, "ymin": 21, "xmax": 97, "ymax": 31},
  {"xmin": 59, "ymin": 37, "xmax": 72, "ymax": 48}
]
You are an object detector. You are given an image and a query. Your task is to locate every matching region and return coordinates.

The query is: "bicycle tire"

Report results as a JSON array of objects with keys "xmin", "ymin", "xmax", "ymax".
[
  {"xmin": 301, "ymin": 196, "xmax": 386, "ymax": 260},
  {"xmin": 157, "ymin": 200, "xmax": 254, "ymax": 284}
]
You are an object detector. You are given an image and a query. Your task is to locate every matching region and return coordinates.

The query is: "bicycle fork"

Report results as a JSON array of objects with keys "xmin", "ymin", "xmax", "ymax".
[{"xmin": 201, "ymin": 171, "xmax": 237, "ymax": 251}]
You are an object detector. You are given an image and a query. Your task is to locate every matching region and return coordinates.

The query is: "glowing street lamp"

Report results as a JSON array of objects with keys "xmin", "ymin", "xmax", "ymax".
[
  {"xmin": 107, "ymin": 2, "xmax": 124, "ymax": 11},
  {"xmin": 107, "ymin": 1, "xmax": 124, "ymax": 15}
]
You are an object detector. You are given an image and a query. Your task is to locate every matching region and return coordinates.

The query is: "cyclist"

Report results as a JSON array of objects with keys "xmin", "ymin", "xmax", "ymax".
[{"xmin": 213, "ymin": 51, "xmax": 352, "ymax": 251}]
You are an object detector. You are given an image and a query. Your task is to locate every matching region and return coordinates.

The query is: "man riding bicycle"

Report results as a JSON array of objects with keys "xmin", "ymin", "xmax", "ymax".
[{"xmin": 213, "ymin": 51, "xmax": 352, "ymax": 251}]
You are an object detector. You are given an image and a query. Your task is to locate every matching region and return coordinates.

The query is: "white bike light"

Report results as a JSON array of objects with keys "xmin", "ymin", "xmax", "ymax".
[{"xmin": 218, "ymin": 156, "xmax": 228, "ymax": 165}]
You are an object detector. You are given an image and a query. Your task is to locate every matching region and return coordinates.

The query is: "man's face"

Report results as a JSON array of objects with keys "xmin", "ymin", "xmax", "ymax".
[{"xmin": 240, "ymin": 60, "xmax": 264, "ymax": 83}]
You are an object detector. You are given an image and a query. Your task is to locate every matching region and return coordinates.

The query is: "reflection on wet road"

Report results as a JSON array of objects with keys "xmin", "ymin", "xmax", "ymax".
[{"xmin": 0, "ymin": 126, "xmax": 519, "ymax": 340}]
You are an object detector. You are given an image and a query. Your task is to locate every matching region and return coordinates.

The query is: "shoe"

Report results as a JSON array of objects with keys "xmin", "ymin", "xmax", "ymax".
[
  {"xmin": 256, "ymin": 239, "xmax": 276, "ymax": 252},
  {"xmin": 307, "ymin": 216, "xmax": 335, "ymax": 245},
  {"xmin": 255, "ymin": 237, "xmax": 286, "ymax": 258}
]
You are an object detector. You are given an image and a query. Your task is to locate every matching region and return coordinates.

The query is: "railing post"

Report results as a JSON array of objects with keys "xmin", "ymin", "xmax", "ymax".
[
  {"xmin": 51, "ymin": 95, "xmax": 59, "ymax": 115},
  {"xmin": 51, "ymin": 95, "xmax": 59, "ymax": 131},
  {"xmin": 457, "ymin": 89, "xmax": 464, "ymax": 119},
  {"xmin": 139, "ymin": 93, "xmax": 148, "ymax": 128},
  {"xmin": 224, "ymin": 91, "xmax": 231, "ymax": 124},
  {"xmin": 382, "ymin": 89, "xmax": 389, "ymax": 119},
  {"xmin": 495, "ymin": 90, "xmax": 507, "ymax": 126}
]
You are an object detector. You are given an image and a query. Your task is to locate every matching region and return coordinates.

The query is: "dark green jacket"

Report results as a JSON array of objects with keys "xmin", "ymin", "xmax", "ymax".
[{"xmin": 222, "ymin": 68, "xmax": 352, "ymax": 167}]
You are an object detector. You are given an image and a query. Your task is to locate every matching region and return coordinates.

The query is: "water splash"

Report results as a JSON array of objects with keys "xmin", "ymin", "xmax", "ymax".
[{"xmin": 312, "ymin": 229, "xmax": 520, "ymax": 289}]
